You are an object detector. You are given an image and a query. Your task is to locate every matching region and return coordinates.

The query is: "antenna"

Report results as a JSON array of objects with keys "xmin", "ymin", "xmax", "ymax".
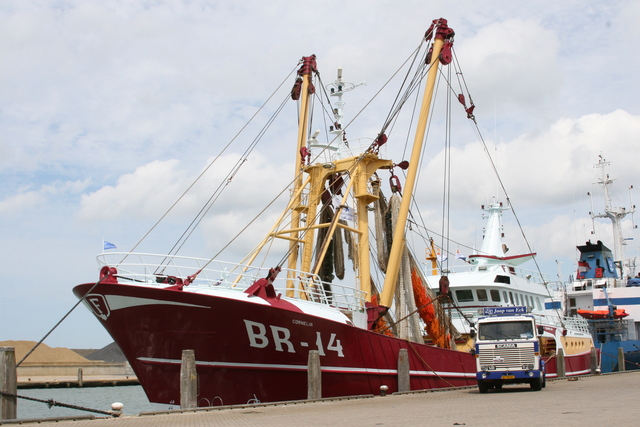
[{"xmin": 630, "ymin": 184, "xmax": 637, "ymax": 229}]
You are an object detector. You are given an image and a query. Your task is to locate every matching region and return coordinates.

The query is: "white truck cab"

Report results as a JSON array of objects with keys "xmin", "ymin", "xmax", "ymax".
[{"xmin": 474, "ymin": 306, "xmax": 545, "ymax": 392}]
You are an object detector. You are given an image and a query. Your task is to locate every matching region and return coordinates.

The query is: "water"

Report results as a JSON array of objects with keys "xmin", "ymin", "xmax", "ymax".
[{"xmin": 16, "ymin": 385, "xmax": 158, "ymax": 419}]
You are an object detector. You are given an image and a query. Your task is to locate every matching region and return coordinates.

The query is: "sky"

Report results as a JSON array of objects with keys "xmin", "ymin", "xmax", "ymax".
[{"xmin": 1, "ymin": 0, "xmax": 639, "ymax": 350}]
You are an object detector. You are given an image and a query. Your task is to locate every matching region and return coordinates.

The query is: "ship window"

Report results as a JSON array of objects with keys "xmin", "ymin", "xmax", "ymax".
[
  {"xmin": 569, "ymin": 298, "xmax": 576, "ymax": 307},
  {"xmin": 455, "ymin": 289, "xmax": 474, "ymax": 302},
  {"xmin": 503, "ymin": 291, "xmax": 508, "ymax": 302},
  {"xmin": 536, "ymin": 298, "xmax": 542, "ymax": 311},
  {"xmin": 476, "ymin": 289, "xmax": 488, "ymax": 301},
  {"xmin": 509, "ymin": 292, "xmax": 514, "ymax": 304},
  {"xmin": 490, "ymin": 290, "xmax": 501, "ymax": 302},
  {"xmin": 494, "ymin": 275, "xmax": 511, "ymax": 284}
]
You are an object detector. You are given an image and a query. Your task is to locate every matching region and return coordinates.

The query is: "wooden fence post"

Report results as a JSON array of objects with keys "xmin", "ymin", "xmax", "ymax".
[
  {"xmin": 1, "ymin": 347, "xmax": 17, "ymax": 420},
  {"xmin": 180, "ymin": 349, "xmax": 197, "ymax": 409},
  {"xmin": 307, "ymin": 350, "xmax": 321, "ymax": 400},
  {"xmin": 397, "ymin": 348, "xmax": 410, "ymax": 393}
]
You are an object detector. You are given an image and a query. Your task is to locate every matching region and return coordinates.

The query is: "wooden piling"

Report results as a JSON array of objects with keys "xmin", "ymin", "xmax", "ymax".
[
  {"xmin": 77, "ymin": 368, "xmax": 83, "ymax": 387},
  {"xmin": 590, "ymin": 347, "xmax": 599, "ymax": 374},
  {"xmin": 180, "ymin": 349, "xmax": 197, "ymax": 409},
  {"xmin": 618, "ymin": 347, "xmax": 626, "ymax": 372},
  {"xmin": 557, "ymin": 348, "xmax": 566, "ymax": 378},
  {"xmin": 397, "ymin": 348, "xmax": 410, "ymax": 393},
  {"xmin": 1, "ymin": 347, "xmax": 17, "ymax": 420},
  {"xmin": 307, "ymin": 350, "xmax": 321, "ymax": 400}
]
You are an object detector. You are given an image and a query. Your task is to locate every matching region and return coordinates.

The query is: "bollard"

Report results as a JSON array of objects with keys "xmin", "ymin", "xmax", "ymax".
[
  {"xmin": 180, "ymin": 349, "xmax": 197, "ymax": 409},
  {"xmin": 110, "ymin": 402, "xmax": 123, "ymax": 417},
  {"xmin": 589, "ymin": 347, "xmax": 598, "ymax": 375},
  {"xmin": 557, "ymin": 348, "xmax": 566, "ymax": 378},
  {"xmin": 397, "ymin": 348, "xmax": 410, "ymax": 392},
  {"xmin": 380, "ymin": 385, "xmax": 388, "ymax": 397},
  {"xmin": 618, "ymin": 347, "xmax": 626, "ymax": 372},
  {"xmin": 307, "ymin": 350, "xmax": 321, "ymax": 400},
  {"xmin": 78, "ymin": 368, "xmax": 83, "ymax": 387},
  {"xmin": 1, "ymin": 347, "xmax": 17, "ymax": 420}
]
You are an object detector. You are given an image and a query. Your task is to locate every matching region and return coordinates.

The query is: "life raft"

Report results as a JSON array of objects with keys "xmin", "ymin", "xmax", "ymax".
[{"xmin": 577, "ymin": 308, "xmax": 629, "ymax": 320}]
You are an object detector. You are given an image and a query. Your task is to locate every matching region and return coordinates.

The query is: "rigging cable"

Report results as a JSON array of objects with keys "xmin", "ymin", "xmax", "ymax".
[
  {"xmin": 155, "ymin": 93, "xmax": 292, "ymax": 273},
  {"xmin": 17, "ymin": 66, "xmax": 302, "ymax": 367},
  {"xmin": 119, "ymin": 63, "xmax": 299, "ymax": 266},
  {"xmin": 449, "ymin": 48, "xmax": 566, "ymax": 326}
]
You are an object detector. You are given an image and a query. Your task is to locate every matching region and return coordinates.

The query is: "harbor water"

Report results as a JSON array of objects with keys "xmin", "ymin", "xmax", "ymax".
[{"xmin": 16, "ymin": 385, "xmax": 157, "ymax": 419}]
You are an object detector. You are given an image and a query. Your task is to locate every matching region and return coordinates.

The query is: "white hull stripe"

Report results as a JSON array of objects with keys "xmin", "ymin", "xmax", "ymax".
[
  {"xmin": 106, "ymin": 295, "xmax": 209, "ymax": 311},
  {"xmin": 137, "ymin": 357, "xmax": 475, "ymax": 378}
]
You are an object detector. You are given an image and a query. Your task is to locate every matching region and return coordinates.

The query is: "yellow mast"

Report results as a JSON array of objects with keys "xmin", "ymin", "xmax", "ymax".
[
  {"xmin": 286, "ymin": 55, "xmax": 317, "ymax": 294},
  {"xmin": 380, "ymin": 19, "xmax": 454, "ymax": 308}
]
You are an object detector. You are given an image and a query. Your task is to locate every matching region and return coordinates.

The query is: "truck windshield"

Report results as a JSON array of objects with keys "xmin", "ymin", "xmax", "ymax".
[{"xmin": 478, "ymin": 320, "xmax": 534, "ymax": 340}]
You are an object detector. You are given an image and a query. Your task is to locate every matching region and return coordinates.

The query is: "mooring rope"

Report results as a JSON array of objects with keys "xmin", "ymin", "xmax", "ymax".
[{"xmin": 0, "ymin": 390, "xmax": 117, "ymax": 417}]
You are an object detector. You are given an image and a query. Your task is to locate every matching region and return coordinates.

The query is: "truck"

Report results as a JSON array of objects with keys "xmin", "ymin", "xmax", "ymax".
[{"xmin": 473, "ymin": 306, "xmax": 546, "ymax": 393}]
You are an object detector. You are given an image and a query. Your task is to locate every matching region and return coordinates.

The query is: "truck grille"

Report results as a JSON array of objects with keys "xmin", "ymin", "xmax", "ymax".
[{"xmin": 478, "ymin": 344, "xmax": 536, "ymax": 370}]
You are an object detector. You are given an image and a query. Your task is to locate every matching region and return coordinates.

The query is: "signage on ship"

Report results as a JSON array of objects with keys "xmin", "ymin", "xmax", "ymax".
[{"xmin": 482, "ymin": 306, "xmax": 527, "ymax": 316}]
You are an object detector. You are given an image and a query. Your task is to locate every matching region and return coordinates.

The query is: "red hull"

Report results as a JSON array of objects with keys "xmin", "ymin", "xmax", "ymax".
[
  {"xmin": 542, "ymin": 351, "xmax": 593, "ymax": 378},
  {"xmin": 74, "ymin": 282, "xmax": 477, "ymax": 406}
]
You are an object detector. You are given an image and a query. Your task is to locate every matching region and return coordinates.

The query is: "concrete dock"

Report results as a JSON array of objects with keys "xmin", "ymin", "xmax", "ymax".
[
  {"xmin": 17, "ymin": 375, "xmax": 138, "ymax": 389},
  {"xmin": 2, "ymin": 371, "xmax": 639, "ymax": 426}
]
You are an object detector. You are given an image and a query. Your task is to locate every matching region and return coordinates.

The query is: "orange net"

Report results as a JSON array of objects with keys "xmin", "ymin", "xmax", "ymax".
[{"xmin": 411, "ymin": 268, "xmax": 451, "ymax": 348}]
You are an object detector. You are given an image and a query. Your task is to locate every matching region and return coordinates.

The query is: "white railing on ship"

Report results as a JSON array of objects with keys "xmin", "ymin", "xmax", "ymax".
[
  {"xmin": 96, "ymin": 252, "xmax": 367, "ymax": 312},
  {"xmin": 532, "ymin": 313, "xmax": 591, "ymax": 335},
  {"xmin": 425, "ymin": 262, "xmax": 550, "ymax": 285},
  {"xmin": 446, "ymin": 306, "xmax": 591, "ymax": 335}
]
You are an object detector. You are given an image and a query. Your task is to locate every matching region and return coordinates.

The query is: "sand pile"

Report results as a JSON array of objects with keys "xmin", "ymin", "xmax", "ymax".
[
  {"xmin": 0, "ymin": 340, "xmax": 90, "ymax": 364},
  {"xmin": 82, "ymin": 342, "xmax": 127, "ymax": 363}
]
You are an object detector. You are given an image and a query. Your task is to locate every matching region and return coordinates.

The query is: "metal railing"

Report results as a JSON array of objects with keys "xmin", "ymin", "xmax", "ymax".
[{"xmin": 96, "ymin": 252, "xmax": 367, "ymax": 312}]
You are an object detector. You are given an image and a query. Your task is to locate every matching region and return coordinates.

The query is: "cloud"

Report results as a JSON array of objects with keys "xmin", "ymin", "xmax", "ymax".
[
  {"xmin": 78, "ymin": 152, "xmax": 292, "ymax": 225},
  {"xmin": 79, "ymin": 159, "xmax": 186, "ymax": 220},
  {"xmin": 418, "ymin": 109, "xmax": 640, "ymax": 211},
  {"xmin": 0, "ymin": 179, "xmax": 90, "ymax": 215},
  {"xmin": 456, "ymin": 18, "xmax": 561, "ymax": 112},
  {"xmin": 0, "ymin": 190, "xmax": 44, "ymax": 214}
]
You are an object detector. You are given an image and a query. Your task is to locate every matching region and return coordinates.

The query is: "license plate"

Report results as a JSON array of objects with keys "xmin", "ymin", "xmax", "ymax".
[{"xmin": 502, "ymin": 375, "xmax": 515, "ymax": 379}]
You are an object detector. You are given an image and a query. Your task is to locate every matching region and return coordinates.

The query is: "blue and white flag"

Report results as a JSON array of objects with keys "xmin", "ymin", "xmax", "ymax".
[
  {"xmin": 455, "ymin": 250, "xmax": 466, "ymax": 261},
  {"xmin": 339, "ymin": 206, "xmax": 355, "ymax": 222},
  {"xmin": 103, "ymin": 241, "xmax": 117, "ymax": 251}
]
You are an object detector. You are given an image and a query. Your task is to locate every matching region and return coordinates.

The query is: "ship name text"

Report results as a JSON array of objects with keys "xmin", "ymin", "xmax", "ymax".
[{"xmin": 244, "ymin": 319, "xmax": 344, "ymax": 357}]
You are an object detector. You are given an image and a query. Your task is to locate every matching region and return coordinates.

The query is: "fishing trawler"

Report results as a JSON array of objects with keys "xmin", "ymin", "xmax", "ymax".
[
  {"xmin": 564, "ymin": 157, "xmax": 640, "ymax": 372},
  {"xmin": 73, "ymin": 19, "xmax": 593, "ymax": 407}
]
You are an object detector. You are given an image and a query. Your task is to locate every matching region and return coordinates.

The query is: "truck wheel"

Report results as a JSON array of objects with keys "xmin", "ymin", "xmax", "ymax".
[
  {"xmin": 541, "ymin": 374, "xmax": 546, "ymax": 388},
  {"xmin": 530, "ymin": 377, "xmax": 542, "ymax": 391},
  {"xmin": 478, "ymin": 380, "xmax": 489, "ymax": 393}
]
